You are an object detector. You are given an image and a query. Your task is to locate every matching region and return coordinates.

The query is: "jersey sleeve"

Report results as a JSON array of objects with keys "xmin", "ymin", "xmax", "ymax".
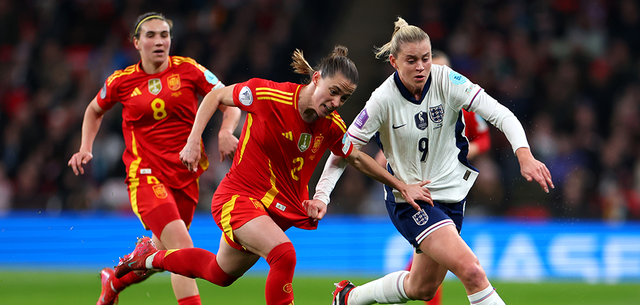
[
  {"xmin": 346, "ymin": 91, "xmax": 387, "ymax": 146},
  {"xmin": 231, "ymin": 78, "xmax": 264, "ymax": 112},
  {"xmin": 95, "ymin": 75, "xmax": 120, "ymax": 110},
  {"xmin": 195, "ymin": 63, "xmax": 224, "ymax": 96},
  {"xmin": 439, "ymin": 65, "xmax": 483, "ymax": 112}
]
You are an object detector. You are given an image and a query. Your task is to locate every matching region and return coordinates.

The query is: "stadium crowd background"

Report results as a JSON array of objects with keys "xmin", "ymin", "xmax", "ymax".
[{"xmin": 1, "ymin": 0, "xmax": 639, "ymax": 222}]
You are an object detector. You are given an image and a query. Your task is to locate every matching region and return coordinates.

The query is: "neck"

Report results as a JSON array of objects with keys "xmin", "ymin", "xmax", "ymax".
[
  {"xmin": 298, "ymin": 85, "xmax": 318, "ymax": 123},
  {"xmin": 141, "ymin": 59, "xmax": 169, "ymax": 74}
]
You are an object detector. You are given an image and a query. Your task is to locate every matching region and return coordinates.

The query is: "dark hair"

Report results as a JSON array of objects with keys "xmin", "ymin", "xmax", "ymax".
[
  {"xmin": 131, "ymin": 12, "xmax": 173, "ymax": 41},
  {"xmin": 290, "ymin": 45, "xmax": 359, "ymax": 86}
]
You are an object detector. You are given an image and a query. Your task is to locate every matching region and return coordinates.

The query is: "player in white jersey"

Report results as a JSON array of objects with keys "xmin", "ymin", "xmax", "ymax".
[{"xmin": 307, "ymin": 17, "xmax": 554, "ymax": 305}]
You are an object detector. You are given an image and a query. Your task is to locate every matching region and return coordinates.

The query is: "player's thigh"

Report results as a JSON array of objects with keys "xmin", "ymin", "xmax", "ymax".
[
  {"xmin": 419, "ymin": 225, "xmax": 478, "ymax": 274},
  {"xmin": 216, "ymin": 235, "xmax": 261, "ymax": 277},
  {"xmin": 233, "ymin": 215, "xmax": 292, "ymax": 258}
]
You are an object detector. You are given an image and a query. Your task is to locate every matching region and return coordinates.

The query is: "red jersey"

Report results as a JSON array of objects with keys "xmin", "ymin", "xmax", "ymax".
[
  {"xmin": 463, "ymin": 109, "xmax": 491, "ymax": 154},
  {"xmin": 215, "ymin": 78, "xmax": 354, "ymax": 229},
  {"xmin": 96, "ymin": 56, "xmax": 224, "ymax": 189}
]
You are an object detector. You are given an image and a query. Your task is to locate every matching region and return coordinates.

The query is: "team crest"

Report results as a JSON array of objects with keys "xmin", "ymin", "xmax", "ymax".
[
  {"xmin": 298, "ymin": 133, "xmax": 312, "ymax": 152},
  {"xmin": 167, "ymin": 74, "xmax": 181, "ymax": 91},
  {"xmin": 414, "ymin": 111, "xmax": 428, "ymax": 130},
  {"xmin": 152, "ymin": 183, "xmax": 168, "ymax": 199},
  {"xmin": 412, "ymin": 209, "xmax": 429, "ymax": 226},
  {"xmin": 148, "ymin": 78, "xmax": 162, "ymax": 95},
  {"xmin": 311, "ymin": 136, "xmax": 324, "ymax": 153},
  {"xmin": 429, "ymin": 105, "xmax": 444, "ymax": 123}
]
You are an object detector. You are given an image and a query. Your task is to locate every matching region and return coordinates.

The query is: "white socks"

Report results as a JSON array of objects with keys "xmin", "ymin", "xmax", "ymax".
[
  {"xmin": 348, "ymin": 271, "xmax": 409, "ymax": 305},
  {"xmin": 467, "ymin": 285, "xmax": 505, "ymax": 305}
]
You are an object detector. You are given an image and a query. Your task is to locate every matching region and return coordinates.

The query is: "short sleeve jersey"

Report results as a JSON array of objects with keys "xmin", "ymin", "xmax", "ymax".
[
  {"xmin": 96, "ymin": 56, "xmax": 224, "ymax": 189},
  {"xmin": 215, "ymin": 78, "xmax": 353, "ymax": 229},
  {"xmin": 349, "ymin": 64, "xmax": 483, "ymax": 203}
]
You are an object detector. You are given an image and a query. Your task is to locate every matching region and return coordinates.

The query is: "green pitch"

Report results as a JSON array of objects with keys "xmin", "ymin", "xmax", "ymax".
[{"xmin": 0, "ymin": 271, "xmax": 638, "ymax": 304}]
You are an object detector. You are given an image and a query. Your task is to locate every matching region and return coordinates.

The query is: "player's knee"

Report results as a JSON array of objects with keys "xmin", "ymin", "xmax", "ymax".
[
  {"xmin": 266, "ymin": 242, "xmax": 296, "ymax": 270},
  {"xmin": 457, "ymin": 261, "xmax": 486, "ymax": 287},
  {"xmin": 407, "ymin": 282, "xmax": 439, "ymax": 301}
]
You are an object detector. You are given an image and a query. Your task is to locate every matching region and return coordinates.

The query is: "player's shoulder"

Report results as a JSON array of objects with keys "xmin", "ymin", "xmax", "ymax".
[
  {"xmin": 171, "ymin": 56, "xmax": 206, "ymax": 71},
  {"xmin": 105, "ymin": 63, "xmax": 139, "ymax": 86},
  {"xmin": 325, "ymin": 111, "xmax": 347, "ymax": 133}
]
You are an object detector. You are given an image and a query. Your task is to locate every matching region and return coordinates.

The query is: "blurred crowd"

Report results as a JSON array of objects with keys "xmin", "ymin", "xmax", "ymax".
[{"xmin": 1, "ymin": 0, "xmax": 639, "ymax": 222}]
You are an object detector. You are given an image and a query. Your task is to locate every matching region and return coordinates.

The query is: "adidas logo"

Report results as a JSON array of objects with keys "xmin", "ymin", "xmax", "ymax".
[
  {"xmin": 130, "ymin": 87, "xmax": 142, "ymax": 97},
  {"xmin": 282, "ymin": 131, "xmax": 293, "ymax": 141}
]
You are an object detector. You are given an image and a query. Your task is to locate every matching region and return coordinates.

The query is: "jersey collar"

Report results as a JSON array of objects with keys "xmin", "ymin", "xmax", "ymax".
[{"xmin": 393, "ymin": 71, "xmax": 432, "ymax": 105}]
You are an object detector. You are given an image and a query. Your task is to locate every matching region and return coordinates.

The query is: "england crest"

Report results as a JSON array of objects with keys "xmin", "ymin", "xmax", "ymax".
[
  {"xmin": 429, "ymin": 105, "xmax": 444, "ymax": 123},
  {"xmin": 412, "ymin": 209, "xmax": 429, "ymax": 226}
]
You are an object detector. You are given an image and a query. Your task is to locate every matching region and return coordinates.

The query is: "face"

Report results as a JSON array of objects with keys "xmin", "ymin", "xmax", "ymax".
[
  {"xmin": 133, "ymin": 19, "xmax": 171, "ymax": 67},
  {"xmin": 390, "ymin": 39, "xmax": 432, "ymax": 94},
  {"xmin": 310, "ymin": 71, "xmax": 357, "ymax": 118}
]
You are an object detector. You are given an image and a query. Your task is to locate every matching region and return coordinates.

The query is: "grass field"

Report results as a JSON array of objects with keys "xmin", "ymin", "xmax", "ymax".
[{"xmin": 1, "ymin": 271, "xmax": 639, "ymax": 304}]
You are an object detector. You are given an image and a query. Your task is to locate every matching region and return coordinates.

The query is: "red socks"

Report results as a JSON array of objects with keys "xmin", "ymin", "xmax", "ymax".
[
  {"xmin": 111, "ymin": 271, "xmax": 146, "ymax": 291},
  {"xmin": 177, "ymin": 295, "xmax": 201, "ymax": 305},
  {"xmin": 153, "ymin": 243, "xmax": 297, "ymax": 305},
  {"xmin": 265, "ymin": 242, "xmax": 296, "ymax": 305},
  {"xmin": 153, "ymin": 248, "xmax": 238, "ymax": 287}
]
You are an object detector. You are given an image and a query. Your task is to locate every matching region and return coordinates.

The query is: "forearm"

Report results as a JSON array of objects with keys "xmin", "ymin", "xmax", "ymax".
[
  {"xmin": 314, "ymin": 153, "xmax": 348, "ymax": 204},
  {"xmin": 188, "ymin": 90, "xmax": 225, "ymax": 143},
  {"xmin": 347, "ymin": 150, "xmax": 406, "ymax": 191},
  {"xmin": 219, "ymin": 105, "xmax": 241, "ymax": 136},
  {"xmin": 79, "ymin": 103, "xmax": 105, "ymax": 153}
]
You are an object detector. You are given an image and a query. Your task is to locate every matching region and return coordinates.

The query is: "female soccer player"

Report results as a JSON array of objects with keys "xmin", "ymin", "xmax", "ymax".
[
  {"xmin": 313, "ymin": 18, "xmax": 554, "ymax": 305},
  {"xmin": 67, "ymin": 12, "xmax": 241, "ymax": 305},
  {"xmin": 113, "ymin": 45, "xmax": 432, "ymax": 305}
]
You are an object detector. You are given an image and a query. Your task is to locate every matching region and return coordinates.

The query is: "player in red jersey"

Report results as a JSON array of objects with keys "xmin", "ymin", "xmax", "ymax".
[
  {"xmin": 67, "ymin": 12, "xmax": 241, "ymax": 305},
  {"xmin": 112, "ymin": 45, "xmax": 433, "ymax": 305}
]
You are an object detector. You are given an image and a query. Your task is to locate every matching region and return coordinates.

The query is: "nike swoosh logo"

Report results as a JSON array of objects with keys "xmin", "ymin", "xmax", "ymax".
[{"xmin": 392, "ymin": 124, "xmax": 406, "ymax": 129}]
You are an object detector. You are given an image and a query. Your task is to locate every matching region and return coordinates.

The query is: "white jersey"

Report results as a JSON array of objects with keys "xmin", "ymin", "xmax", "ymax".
[
  {"xmin": 350, "ymin": 64, "xmax": 484, "ymax": 203},
  {"xmin": 314, "ymin": 64, "xmax": 529, "ymax": 205}
]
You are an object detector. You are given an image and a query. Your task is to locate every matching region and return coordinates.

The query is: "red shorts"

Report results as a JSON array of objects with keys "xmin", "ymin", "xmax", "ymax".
[
  {"xmin": 127, "ymin": 175, "xmax": 199, "ymax": 237},
  {"xmin": 211, "ymin": 193, "xmax": 294, "ymax": 252}
]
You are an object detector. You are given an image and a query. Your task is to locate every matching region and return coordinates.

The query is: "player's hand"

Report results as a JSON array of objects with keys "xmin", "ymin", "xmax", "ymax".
[
  {"xmin": 180, "ymin": 140, "xmax": 202, "ymax": 172},
  {"xmin": 400, "ymin": 180, "xmax": 432, "ymax": 210},
  {"xmin": 68, "ymin": 151, "xmax": 93, "ymax": 175},
  {"xmin": 303, "ymin": 199, "xmax": 327, "ymax": 221},
  {"xmin": 516, "ymin": 148, "xmax": 554, "ymax": 193},
  {"xmin": 218, "ymin": 129, "xmax": 238, "ymax": 162}
]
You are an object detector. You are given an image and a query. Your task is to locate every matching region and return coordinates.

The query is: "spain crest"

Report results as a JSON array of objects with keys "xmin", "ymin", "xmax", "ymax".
[
  {"xmin": 167, "ymin": 74, "xmax": 181, "ymax": 91},
  {"xmin": 298, "ymin": 133, "xmax": 312, "ymax": 152},
  {"xmin": 152, "ymin": 183, "xmax": 168, "ymax": 199},
  {"xmin": 311, "ymin": 136, "xmax": 324, "ymax": 153},
  {"xmin": 148, "ymin": 78, "xmax": 162, "ymax": 95}
]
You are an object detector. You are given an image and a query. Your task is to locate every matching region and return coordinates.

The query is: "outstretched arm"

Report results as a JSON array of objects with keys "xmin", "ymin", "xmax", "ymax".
[
  {"xmin": 180, "ymin": 85, "xmax": 237, "ymax": 172},
  {"xmin": 68, "ymin": 97, "xmax": 107, "ymax": 175}
]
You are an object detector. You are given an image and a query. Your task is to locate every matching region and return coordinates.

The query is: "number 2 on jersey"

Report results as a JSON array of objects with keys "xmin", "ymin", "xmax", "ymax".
[
  {"xmin": 419, "ymin": 137, "xmax": 428, "ymax": 162},
  {"xmin": 291, "ymin": 157, "xmax": 304, "ymax": 181},
  {"xmin": 151, "ymin": 98, "xmax": 167, "ymax": 120}
]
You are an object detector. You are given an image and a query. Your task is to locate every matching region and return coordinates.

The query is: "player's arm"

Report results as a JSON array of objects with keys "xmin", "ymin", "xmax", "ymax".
[
  {"xmin": 344, "ymin": 148, "xmax": 432, "ymax": 210},
  {"xmin": 68, "ymin": 97, "xmax": 108, "ymax": 175},
  {"xmin": 181, "ymin": 84, "xmax": 237, "ymax": 172},
  {"xmin": 216, "ymin": 104, "xmax": 241, "ymax": 162},
  {"xmin": 468, "ymin": 91, "xmax": 554, "ymax": 192}
]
